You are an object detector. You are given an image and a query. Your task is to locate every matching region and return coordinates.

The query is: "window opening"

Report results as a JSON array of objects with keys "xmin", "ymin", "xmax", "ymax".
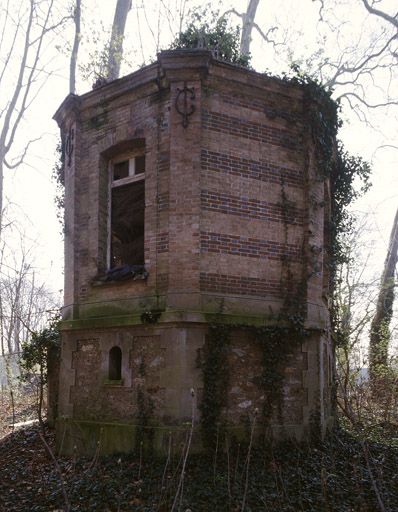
[
  {"xmin": 109, "ymin": 346, "xmax": 122, "ymax": 380},
  {"xmin": 113, "ymin": 160, "xmax": 129, "ymax": 180},
  {"xmin": 110, "ymin": 151, "xmax": 145, "ymax": 268}
]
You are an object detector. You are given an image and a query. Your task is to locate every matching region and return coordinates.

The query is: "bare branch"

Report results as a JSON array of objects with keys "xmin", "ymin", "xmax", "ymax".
[
  {"xmin": 223, "ymin": 8, "xmax": 244, "ymax": 21},
  {"xmin": 0, "ymin": 0, "xmax": 35, "ymax": 155},
  {"xmin": 313, "ymin": 0, "xmax": 325, "ymax": 22},
  {"xmin": 28, "ymin": 14, "xmax": 71, "ymax": 47},
  {"xmin": 361, "ymin": 0, "xmax": 398, "ymax": 30},
  {"xmin": 337, "ymin": 91, "xmax": 398, "ymax": 109},
  {"xmin": 3, "ymin": 136, "xmax": 42, "ymax": 170},
  {"xmin": 135, "ymin": 3, "xmax": 146, "ymax": 65},
  {"xmin": 5, "ymin": 0, "xmax": 55, "ymax": 155},
  {"xmin": 0, "ymin": 4, "xmax": 21, "ymax": 88},
  {"xmin": 253, "ymin": 22, "xmax": 280, "ymax": 47},
  {"xmin": 325, "ymin": 32, "xmax": 397, "ymax": 88},
  {"xmin": 141, "ymin": 0, "xmax": 158, "ymax": 53}
]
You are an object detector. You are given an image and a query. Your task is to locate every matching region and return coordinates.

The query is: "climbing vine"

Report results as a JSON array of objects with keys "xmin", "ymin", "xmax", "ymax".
[
  {"xmin": 135, "ymin": 358, "xmax": 155, "ymax": 452},
  {"xmin": 286, "ymin": 68, "xmax": 372, "ymax": 270},
  {"xmin": 20, "ymin": 317, "xmax": 61, "ymax": 430},
  {"xmin": 254, "ymin": 326, "xmax": 306, "ymax": 424},
  {"xmin": 52, "ymin": 138, "xmax": 65, "ymax": 234},
  {"xmin": 199, "ymin": 322, "xmax": 231, "ymax": 450},
  {"xmin": 199, "ymin": 67, "xmax": 371, "ymax": 447}
]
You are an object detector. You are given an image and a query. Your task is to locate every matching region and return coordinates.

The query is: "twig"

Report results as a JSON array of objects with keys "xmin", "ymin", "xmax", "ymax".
[
  {"xmin": 170, "ymin": 388, "xmax": 195, "ymax": 512},
  {"xmin": 226, "ymin": 437, "xmax": 232, "ymax": 506},
  {"xmin": 234, "ymin": 442, "xmax": 241, "ymax": 486},
  {"xmin": 213, "ymin": 422, "xmax": 220, "ymax": 486},
  {"xmin": 158, "ymin": 431, "xmax": 172, "ymax": 510},
  {"xmin": 117, "ymin": 457, "xmax": 122, "ymax": 512},
  {"xmin": 39, "ymin": 432, "xmax": 71, "ymax": 512},
  {"xmin": 138, "ymin": 440, "xmax": 143, "ymax": 480},
  {"xmin": 361, "ymin": 439, "xmax": 386, "ymax": 512},
  {"xmin": 241, "ymin": 409, "xmax": 258, "ymax": 512}
]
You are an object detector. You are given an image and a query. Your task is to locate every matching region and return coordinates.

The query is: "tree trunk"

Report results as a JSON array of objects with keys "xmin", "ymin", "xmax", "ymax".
[
  {"xmin": 107, "ymin": 0, "xmax": 132, "ymax": 81},
  {"xmin": 369, "ymin": 208, "xmax": 398, "ymax": 381},
  {"xmin": 38, "ymin": 363, "xmax": 45, "ymax": 432},
  {"xmin": 69, "ymin": 0, "xmax": 81, "ymax": 94},
  {"xmin": 0, "ymin": 158, "xmax": 3, "ymax": 235},
  {"xmin": 240, "ymin": 0, "xmax": 260, "ymax": 57}
]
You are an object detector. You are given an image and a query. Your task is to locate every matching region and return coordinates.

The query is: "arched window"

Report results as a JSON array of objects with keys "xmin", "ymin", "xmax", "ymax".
[{"xmin": 109, "ymin": 346, "xmax": 122, "ymax": 380}]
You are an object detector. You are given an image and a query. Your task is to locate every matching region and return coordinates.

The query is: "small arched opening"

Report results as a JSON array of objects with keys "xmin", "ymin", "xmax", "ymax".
[{"xmin": 109, "ymin": 346, "xmax": 122, "ymax": 381}]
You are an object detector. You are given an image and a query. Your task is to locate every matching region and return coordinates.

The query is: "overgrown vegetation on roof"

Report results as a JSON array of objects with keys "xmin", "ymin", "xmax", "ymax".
[{"xmin": 172, "ymin": 6, "xmax": 250, "ymax": 67}]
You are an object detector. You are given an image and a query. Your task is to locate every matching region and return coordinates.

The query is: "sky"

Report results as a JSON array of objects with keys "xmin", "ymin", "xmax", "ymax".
[{"xmin": 2, "ymin": 0, "xmax": 397, "ymax": 328}]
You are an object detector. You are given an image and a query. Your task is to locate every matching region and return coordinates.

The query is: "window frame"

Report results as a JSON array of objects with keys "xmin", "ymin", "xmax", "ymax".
[
  {"xmin": 107, "ymin": 150, "xmax": 146, "ymax": 269},
  {"xmin": 108, "ymin": 345, "xmax": 123, "ymax": 381}
]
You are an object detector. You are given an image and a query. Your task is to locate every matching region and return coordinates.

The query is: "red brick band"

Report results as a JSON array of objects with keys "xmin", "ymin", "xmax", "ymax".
[
  {"xmin": 200, "ymin": 231, "xmax": 302, "ymax": 261},
  {"xmin": 157, "ymin": 232, "xmax": 169, "ymax": 253},
  {"xmin": 201, "ymin": 190, "xmax": 304, "ymax": 225},
  {"xmin": 202, "ymin": 110, "xmax": 302, "ymax": 152},
  {"xmin": 219, "ymin": 92, "xmax": 302, "ymax": 125},
  {"xmin": 200, "ymin": 272, "xmax": 282, "ymax": 297},
  {"xmin": 201, "ymin": 149, "xmax": 303, "ymax": 188}
]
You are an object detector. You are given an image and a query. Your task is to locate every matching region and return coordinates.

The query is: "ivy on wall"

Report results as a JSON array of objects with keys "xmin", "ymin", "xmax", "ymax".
[
  {"xmin": 135, "ymin": 358, "xmax": 155, "ymax": 452},
  {"xmin": 199, "ymin": 323, "xmax": 231, "ymax": 450},
  {"xmin": 199, "ymin": 68, "xmax": 371, "ymax": 449},
  {"xmin": 52, "ymin": 140, "xmax": 65, "ymax": 234}
]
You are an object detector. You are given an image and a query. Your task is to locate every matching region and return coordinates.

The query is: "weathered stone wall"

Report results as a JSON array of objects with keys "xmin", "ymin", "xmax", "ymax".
[{"xmin": 57, "ymin": 324, "xmax": 333, "ymax": 453}]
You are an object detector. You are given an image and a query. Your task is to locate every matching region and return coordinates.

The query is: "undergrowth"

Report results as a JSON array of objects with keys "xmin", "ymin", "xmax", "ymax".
[{"xmin": 1, "ymin": 423, "xmax": 398, "ymax": 511}]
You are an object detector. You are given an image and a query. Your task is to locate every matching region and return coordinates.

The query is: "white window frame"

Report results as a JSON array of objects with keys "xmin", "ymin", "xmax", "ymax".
[{"xmin": 107, "ymin": 150, "xmax": 146, "ymax": 269}]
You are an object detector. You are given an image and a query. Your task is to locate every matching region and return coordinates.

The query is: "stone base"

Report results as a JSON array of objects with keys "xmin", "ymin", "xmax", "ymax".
[
  {"xmin": 56, "ymin": 321, "xmax": 334, "ymax": 455},
  {"xmin": 56, "ymin": 416, "xmax": 334, "ymax": 456}
]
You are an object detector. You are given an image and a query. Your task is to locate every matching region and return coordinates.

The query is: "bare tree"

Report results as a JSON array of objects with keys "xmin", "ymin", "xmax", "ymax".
[
  {"xmin": 334, "ymin": 214, "xmax": 378, "ymax": 396},
  {"xmin": 0, "ymin": 218, "xmax": 58, "ymax": 359},
  {"xmin": 369, "ymin": 208, "xmax": 398, "ymax": 380},
  {"xmin": 224, "ymin": 1, "xmax": 396, "ymax": 127},
  {"xmin": 0, "ymin": 0, "xmax": 70, "ymax": 232},
  {"xmin": 107, "ymin": 0, "xmax": 132, "ymax": 80},
  {"xmin": 240, "ymin": 0, "xmax": 261, "ymax": 58},
  {"xmin": 224, "ymin": 1, "xmax": 280, "ymax": 56},
  {"xmin": 69, "ymin": 0, "xmax": 82, "ymax": 94},
  {"xmin": 306, "ymin": 0, "xmax": 398, "ymax": 124},
  {"xmin": 0, "ymin": 212, "xmax": 59, "ymax": 429},
  {"xmin": 334, "ymin": 212, "xmax": 398, "ymax": 437}
]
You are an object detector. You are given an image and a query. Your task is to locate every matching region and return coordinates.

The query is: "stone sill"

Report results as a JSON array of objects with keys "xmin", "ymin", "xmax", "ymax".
[
  {"xmin": 91, "ymin": 277, "xmax": 147, "ymax": 288},
  {"xmin": 92, "ymin": 266, "xmax": 148, "ymax": 287},
  {"xmin": 102, "ymin": 379, "xmax": 124, "ymax": 387}
]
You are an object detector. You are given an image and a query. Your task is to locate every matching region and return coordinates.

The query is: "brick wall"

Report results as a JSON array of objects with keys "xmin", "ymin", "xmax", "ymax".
[
  {"xmin": 54, "ymin": 51, "xmax": 334, "ymax": 449},
  {"xmin": 55, "ymin": 50, "xmax": 330, "ymax": 319}
]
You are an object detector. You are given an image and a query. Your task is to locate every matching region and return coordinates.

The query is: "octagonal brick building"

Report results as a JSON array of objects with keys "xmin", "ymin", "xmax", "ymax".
[{"xmin": 54, "ymin": 50, "xmax": 335, "ymax": 454}]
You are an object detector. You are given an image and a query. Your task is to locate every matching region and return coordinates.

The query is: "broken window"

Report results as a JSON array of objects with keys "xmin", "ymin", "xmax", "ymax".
[
  {"xmin": 110, "ymin": 152, "xmax": 145, "ymax": 268},
  {"xmin": 109, "ymin": 346, "xmax": 122, "ymax": 380}
]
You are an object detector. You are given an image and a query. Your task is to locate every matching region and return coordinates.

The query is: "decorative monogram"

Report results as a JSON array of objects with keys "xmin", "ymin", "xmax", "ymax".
[
  {"xmin": 175, "ymin": 82, "xmax": 195, "ymax": 128},
  {"xmin": 64, "ymin": 126, "xmax": 75, "ymax": 166}
]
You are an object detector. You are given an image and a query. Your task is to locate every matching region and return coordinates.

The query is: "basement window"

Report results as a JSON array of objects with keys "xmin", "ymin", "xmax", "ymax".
[
  {"xmin": 109, "ymin": 346, "xmax": 122, "ymax": 381},
  {"xmin": 109, "ymin": 152, "xmax": 145, "ymax": 268}
]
